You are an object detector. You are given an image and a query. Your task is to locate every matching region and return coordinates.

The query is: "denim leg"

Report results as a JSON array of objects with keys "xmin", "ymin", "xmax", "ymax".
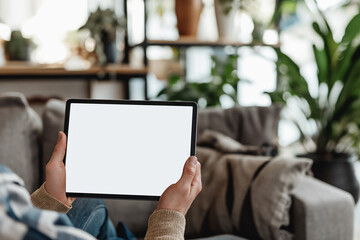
[{"xmin": 66, "ymin": 198, "xmax": 118, "ymax": 239}]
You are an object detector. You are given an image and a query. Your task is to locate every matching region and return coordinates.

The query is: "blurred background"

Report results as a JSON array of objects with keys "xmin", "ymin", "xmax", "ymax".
[
  {"xmin": 0, "ymin": 0, "xmax": 358, "ymax": 147},
  {"xmin": 1, "ymin": 0, "xmax": 360, "ymax": 238}
]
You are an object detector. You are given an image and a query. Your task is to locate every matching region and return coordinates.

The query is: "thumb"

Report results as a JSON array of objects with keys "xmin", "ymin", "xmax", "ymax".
[
  {"xmin": 49, "ymin": 131, "xmax": 67, "ymax": 163},
  {"xmin": 178, "ymin": 156, "xmax": 198, "ymax": 186}
]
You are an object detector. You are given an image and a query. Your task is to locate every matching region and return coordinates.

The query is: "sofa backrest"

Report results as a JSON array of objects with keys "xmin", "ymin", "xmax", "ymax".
[
  {"xmin": 0, "ymin": 92, "xmax": 42, "ymax": 193},
  {"xmin": 41, "ymin": 99, "xmax": 66, "ymax": 181},
  {"xmin": 197, "ymin": 105, "xmax": 282, "ymax": 147}
]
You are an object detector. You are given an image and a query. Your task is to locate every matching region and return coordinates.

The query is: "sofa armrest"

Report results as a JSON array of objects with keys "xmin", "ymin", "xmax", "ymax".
[{"xmin": 292, "ymin": 176, "xmax": 354, "ymax": 240}]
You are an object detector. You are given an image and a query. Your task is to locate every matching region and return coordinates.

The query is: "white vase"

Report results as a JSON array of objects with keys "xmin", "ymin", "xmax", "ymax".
[{"xmin": 214, "ymin": 0, "xmax": 238, "ymax": 40}]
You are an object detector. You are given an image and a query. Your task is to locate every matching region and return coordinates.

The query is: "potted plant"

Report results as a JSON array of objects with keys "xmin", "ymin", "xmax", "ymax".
[
  {"xmin": 157, "ymin": 54, "xmax": 243, "ymax": 108},
  {"xmin": 214, "ymin": 0, "xmax": 241, "ymax": 40},
  {"xmin": 267, "ymin": 8, "xmax": 360, "ymax": 202},
  {"xmin": 175, "ymin": 0, "xmax": 203, "ymax": 37},
  {"xmin": 80, "ymin": 7, "xmax": 126, "ymax": 65},
  {"xmin": 5, "ymin": 31, "xmax": 32, "ymax": 61}
]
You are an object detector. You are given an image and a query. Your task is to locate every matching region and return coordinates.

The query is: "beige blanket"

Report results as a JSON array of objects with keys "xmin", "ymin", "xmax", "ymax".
[{"xmin": 186, "ymin": 131, "xmax": 311, "ymax": 240}]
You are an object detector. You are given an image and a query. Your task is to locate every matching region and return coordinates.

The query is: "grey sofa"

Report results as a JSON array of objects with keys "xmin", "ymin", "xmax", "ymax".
[{"xmin": 0, "ymin": 92, "xmax": 355, "ymax": 240}]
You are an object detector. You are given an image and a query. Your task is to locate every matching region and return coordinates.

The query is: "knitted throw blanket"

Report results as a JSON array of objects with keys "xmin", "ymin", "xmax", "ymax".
[{"xmin": 185, "ymin": 130, "xmax": 311, "ymax": 240}]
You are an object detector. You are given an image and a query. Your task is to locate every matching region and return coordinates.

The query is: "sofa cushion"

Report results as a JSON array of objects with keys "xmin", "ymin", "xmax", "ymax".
[
  {"xmin": 251, "ymin": 156, "xmax": 311, "ymax": 239},
  {"xmin": 292, "ymin": 176, "xmax": 354, "ymax": 240},
  {"xmin": 0, "ymin": 92, "xmax": 42, "ymax": 192},
  {"xmin": 197, "ymin": 105, "xmax": 282, "ymax": 147}
]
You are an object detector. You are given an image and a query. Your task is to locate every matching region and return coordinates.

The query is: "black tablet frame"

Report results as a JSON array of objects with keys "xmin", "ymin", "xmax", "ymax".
[{"xmin": 63, "ymin": 99, "xmax": 197, "ymax": 200}]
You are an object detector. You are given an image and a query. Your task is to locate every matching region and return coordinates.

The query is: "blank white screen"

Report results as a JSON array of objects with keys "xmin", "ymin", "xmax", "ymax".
[{"xmin": 65, "ymin": 103, "xmax": 194, "ymax": 197}]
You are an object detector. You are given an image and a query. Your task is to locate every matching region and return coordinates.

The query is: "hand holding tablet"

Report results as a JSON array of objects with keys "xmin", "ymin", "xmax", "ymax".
[
  {"xmin": 63, "ymin": 99, "xmax": 198, "ymax": 200},
  {"xmin": 44, "ymin": 131, "xmax": 75, "ymax": 207},
  {"xmin": 157, "ymin": 156, "xmax": 202, "ymax": 215},
  {"xmin": 44, "ymin": 131, "xmax": 201, "ymax": 216}
]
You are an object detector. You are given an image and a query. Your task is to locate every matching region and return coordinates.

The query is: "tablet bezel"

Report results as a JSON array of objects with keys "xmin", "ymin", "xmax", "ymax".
[{"xmin": 63, "ymin": 99, "xmax": 197, "ymax": 200}]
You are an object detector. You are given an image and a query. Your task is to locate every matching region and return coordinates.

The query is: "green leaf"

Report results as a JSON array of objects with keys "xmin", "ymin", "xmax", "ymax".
[
  {"xmin": 312, "ymin": 22, "xmax": 333, "ymax": 64},
  {"xmin": 312, "ymin": 44, "xmax": 328, "ymax": 84},
  {"xmin": 333, "ymin": 44, "xmax": 359, "ymax": 85},
  {"xmin": 168, "ymin": 75, "xmax": 181, "ymax": 86},
  {"xmin": 275, "ymin": 49, "xmax": 312, "ymax": 101},
  {"xmin": 264, "ymin": 91, "xmax": 286, "ymax": 103},
  {"xmin": 332, "ymin": 59, "xmax": 360, "ymax": 130},
  {"xmin": 156, "ymin": 88, "xmax": 168, "ymax": 98},
  {"xmin": 341, "ymin": 13, "xmax": 360, "ymax": 45}
]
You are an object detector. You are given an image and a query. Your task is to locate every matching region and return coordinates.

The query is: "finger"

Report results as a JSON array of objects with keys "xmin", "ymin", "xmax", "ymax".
[
  {"xmin": 178, "ymin": 156, "xmax": 198, "ymax": 187},
  {"xmin": 49, "ymin": 131, "xmax": 67, "ymax": 163},
  {"xmin": 191, "ymin": 162, "xmax": 202, "ymax": 196}
]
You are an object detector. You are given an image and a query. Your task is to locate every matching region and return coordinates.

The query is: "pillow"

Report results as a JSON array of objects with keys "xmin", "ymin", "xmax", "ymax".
[
  {"xmin": 0, "ymin": 92, "xmax": 42, "ymax": 192},
  {"xmin": 185, "ymin": 146, "xmax": 311, "ymax": 239},
  {"xmin": 251, "ymin": 156, "xmax": 312, "ymax": 239},
  {"xmin": 197, "ymin": 105, "xmax": 282, "ymax": 147},
  {"xmin": 197, "ymin": 130, "xmax": 274, "ymax": 155}
]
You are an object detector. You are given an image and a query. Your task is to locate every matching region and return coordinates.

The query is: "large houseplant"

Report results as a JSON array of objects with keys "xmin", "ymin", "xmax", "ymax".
[
  {"xmin": 80, "ymin": 7, "xmax": 125, "ymax": 65},
  {"xmin": 267, "ymin": 8, "xmax": 360, "ymax": 201}
]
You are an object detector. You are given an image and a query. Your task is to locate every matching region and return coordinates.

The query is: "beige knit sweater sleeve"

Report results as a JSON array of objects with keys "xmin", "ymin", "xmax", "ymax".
[
  {"xmin": 31, "ymin": 183, "xmax": 72, "ymax": 213},
  {"xmin": 145, "ymin": 209, "xmax": 185, "ymax": 240},
  {"xmin": 31, "ymin": 184, "xmax": 186, "ymax": 240}
]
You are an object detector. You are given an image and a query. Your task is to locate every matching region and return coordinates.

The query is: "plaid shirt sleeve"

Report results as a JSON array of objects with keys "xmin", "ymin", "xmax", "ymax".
[{"xmin": 0, "ymin": 164, "xmax": 96, "ymax": 240}]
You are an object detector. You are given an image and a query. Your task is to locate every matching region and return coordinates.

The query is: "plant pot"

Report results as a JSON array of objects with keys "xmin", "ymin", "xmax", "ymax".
[
  {"xmin": 175, "ymin": 0, "xmax": 202, "ymax": 37},
  {"xmin": 103, "ymin": 41, "xmax": 116, "ymax": 63},
  {"xmin": 214, "ymin": 0, "xmax": 238, "ymax": 40},
  {"xmin": 300, "ymin": 153, "xmax": 360, "ymax": 203},
  {"xmin": 5, "ymin": 31, "xmax": 30, "ymax": 61}
]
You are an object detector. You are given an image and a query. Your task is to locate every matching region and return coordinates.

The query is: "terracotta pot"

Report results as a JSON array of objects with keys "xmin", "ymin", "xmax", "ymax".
[
  {"xmin": 300, "ymin": 153, "xmax": 360, "ymax": 203},
  {"xmin": 214, "ymin": 0, "xmax": 238, "ymax": 40},
  {"xmin": 175, "ymin": 0, "xmax": 202, "ymax": 37}
]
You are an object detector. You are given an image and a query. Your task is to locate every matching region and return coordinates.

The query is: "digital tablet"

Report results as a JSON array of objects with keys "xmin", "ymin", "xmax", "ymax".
[{"xmin": 64, "ymin": 99, "xmax": 197, "ymax": 200}]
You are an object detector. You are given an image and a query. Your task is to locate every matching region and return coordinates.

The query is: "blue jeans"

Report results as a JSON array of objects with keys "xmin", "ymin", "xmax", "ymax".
[{"xmin": 66, "ymin": 198, "xmax": 134, "ymax": 240}]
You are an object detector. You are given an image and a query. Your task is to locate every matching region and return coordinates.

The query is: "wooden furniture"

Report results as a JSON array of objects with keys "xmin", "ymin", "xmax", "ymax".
[
  {"xmin": 0, "ymin": 0, "xmax": 281, "ymax": 101},
  {"xmin": 0, "ymin": 62, "xmax": 148, "ymax": 99},
  {"xmin": 123, "ymin": 0, "xmax": 281, "ymax": 89},
  {"xmin": 146, "ymin": 37, "xmax": 280, "ymax": 48}
]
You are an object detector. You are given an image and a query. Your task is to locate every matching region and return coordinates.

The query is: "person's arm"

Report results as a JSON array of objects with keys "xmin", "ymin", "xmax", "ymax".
[
  {"xmin": 31, "ymin": 132, "xmax": 76, "ymax": 213},
  {"xmin": 32, "ymin": 131, "xmax": 202, "ymax": 239},
  {"xmin": 145, "ymin": 156, "xmax": 202, "ymax": 240}
]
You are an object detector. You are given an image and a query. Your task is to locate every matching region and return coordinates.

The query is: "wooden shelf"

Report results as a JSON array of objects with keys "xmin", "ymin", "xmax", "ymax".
[
  {"xmin": 0, "ymin": 62, "xmax": 148, "ymax": 77},
  {"xmin": 104, "ymin": 64, "xmax": 148, "ymax": 75},
  {"xmin": 145, "ymin": 36, "xmax": 280, "ymax": 48},
  {"xmin": 0, "ymin": 62, "xmax": 149, "ymax": 99}
]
